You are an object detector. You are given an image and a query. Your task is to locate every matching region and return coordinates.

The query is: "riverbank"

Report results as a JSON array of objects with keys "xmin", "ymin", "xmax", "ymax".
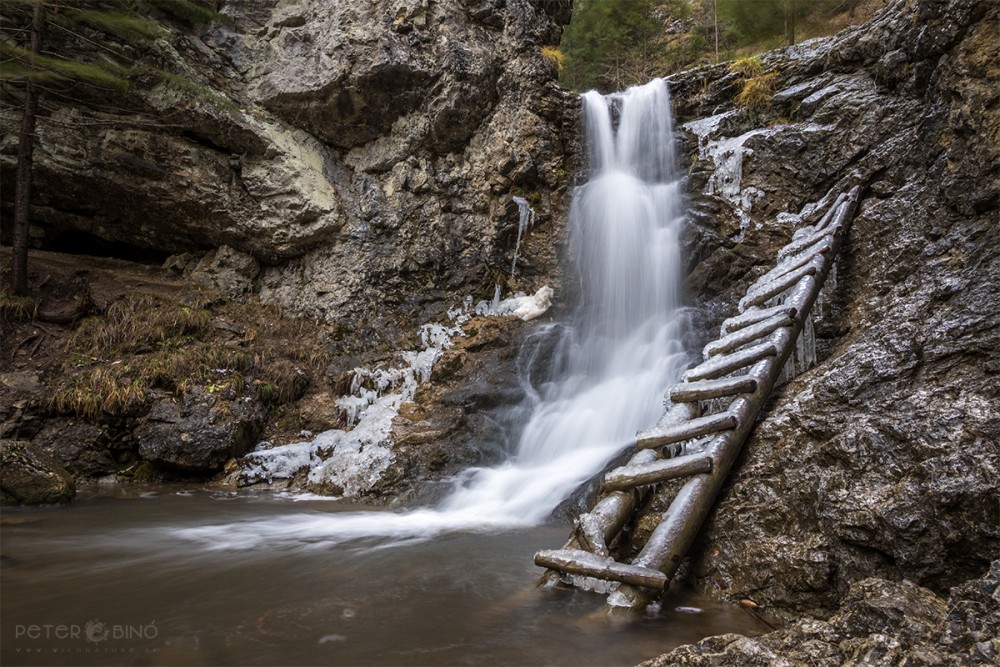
[{"xmin": 2, "ymin": 248, "xmax": 536, "ymax": 504}]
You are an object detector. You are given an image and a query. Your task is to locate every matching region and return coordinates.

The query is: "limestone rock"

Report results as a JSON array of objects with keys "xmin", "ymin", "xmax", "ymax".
[
  {"xmin": 650, "ymin": 0, "xmax": 1000, "ymax": 621},
  {"xmin": 641, "ymin": 562, "xmax": 1000, "ymax": 667},
  {"xmin": 32, "ymin": 421, "xmax": 113, "ymax": 478},
  {"xmin": 0, "ymin": 0, "xmax": 575, "ymax": 347},
  {"xmin": 135, "ymin": 388, "xmax": 265, "ymax": 472},
  {"xmin": 386, "ymin": 315, "xmax": 531, "ymax": 501},
  {"xmin": 188, "ymin": 245, "xmax": 261, "ymax": 297},
  {"xmin": 0, "ymin": 440, "xmax": 76, "ymax": 505}
]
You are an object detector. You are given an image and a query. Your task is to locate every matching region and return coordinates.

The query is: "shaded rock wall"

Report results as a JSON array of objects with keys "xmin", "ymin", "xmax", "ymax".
[
  {"xmin": 657, "ymin": 0, "xmax": 998, "ymax": 623},
  {"xmin": 1, "ymin": 0, "xmax": 576, "ymax": 350}
]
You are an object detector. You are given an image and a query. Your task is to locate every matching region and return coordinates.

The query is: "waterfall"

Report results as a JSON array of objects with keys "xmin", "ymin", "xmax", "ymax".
[{"xmin": 173, "ymin": 79, "xmax": 690, "ymax": 549}]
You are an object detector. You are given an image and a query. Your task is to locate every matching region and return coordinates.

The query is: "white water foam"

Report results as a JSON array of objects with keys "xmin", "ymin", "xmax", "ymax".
[{"xmin": 172, "ymin": 79, "xmax": 690, "ymax": 550}]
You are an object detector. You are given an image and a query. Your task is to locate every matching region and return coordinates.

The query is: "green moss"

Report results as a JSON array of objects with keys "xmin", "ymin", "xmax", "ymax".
[{"xmin": 128, "ymin": 461, "xmax": 163, "ymax": 482}]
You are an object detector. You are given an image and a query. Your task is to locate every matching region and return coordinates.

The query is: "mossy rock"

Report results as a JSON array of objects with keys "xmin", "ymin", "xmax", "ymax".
[{"xmin": 0, "ymin": 440, "xmax": 76, "ymax": 506}]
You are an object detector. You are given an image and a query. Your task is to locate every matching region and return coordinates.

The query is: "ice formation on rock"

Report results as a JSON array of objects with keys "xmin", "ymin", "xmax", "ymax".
[
  {"xmin": 686, "ymin": 117, "xmax": 833, "ymax": 240},
  {"xmin": 475, "ymin": 285, "xmax": 554, "ymax": 321},
  {"xmin": 510, "ymin": 196, "xmax": 536, "ymax": 278},
  {"xmin": 239, "ymin": 308, "xmax": 470, "ymax": 496}
]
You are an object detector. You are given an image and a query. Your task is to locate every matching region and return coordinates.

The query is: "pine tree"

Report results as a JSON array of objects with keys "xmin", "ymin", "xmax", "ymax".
[
  {"xmin": 1, "ymin": 0, "xmax": 219, "ymax": 295},
  {"xmin": 559, "ymin": 0, "xmax": 660, "ymax": 92}
]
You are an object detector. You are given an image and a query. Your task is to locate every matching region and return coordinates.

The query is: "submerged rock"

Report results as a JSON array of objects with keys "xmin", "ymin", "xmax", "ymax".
[{"xmin": 0, "ymin": 440, "xmax": 76, "ymax": 505}]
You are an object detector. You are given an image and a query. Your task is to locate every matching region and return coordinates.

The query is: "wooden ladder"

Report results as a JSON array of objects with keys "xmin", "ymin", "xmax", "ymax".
[{"xmin": 535, "ymin": 186, "xmax": 862, "ymax": 609}]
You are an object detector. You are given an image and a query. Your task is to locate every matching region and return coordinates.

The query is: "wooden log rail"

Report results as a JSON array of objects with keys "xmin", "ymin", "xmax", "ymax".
[{"xmin": 534, "ymin": 186, "xmax": 862, "ymax": 608}]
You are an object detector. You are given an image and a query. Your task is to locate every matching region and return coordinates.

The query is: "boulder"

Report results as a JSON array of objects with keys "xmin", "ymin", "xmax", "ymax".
[
  {"xmin": 641, "ymin": 561, "xmax": 1000, "ymax": 666},
  {"xmin": 0, "ymin": 440, "xmax": 76, "ymax": 505},
  {"xmin": 189, "ymin": 245, "xmax": 261, "ymax": 297},
  {"xmin": 135, "ymin": 388, "xmax": 265, "ymax": 472},
  {"xmin": 32, "ymin": 421, "xmax": 114, "ymax": 478}
]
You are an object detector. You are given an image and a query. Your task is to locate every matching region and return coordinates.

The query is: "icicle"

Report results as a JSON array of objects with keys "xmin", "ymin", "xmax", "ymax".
[
  {"xmin": 800, "ymin": 313, "xmax": 816, "ymax": 371},
  {"xmin": 777, "ymin": 354, "xmax": 795, "ymax": 385},
  {"xmin": 510, "ymin": 196, "xmax": 536, "ymax": 278}
]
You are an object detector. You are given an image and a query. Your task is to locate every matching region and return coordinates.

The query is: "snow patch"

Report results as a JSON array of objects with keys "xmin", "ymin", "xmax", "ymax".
[{"xmin": 475, "ymin": 285, "xmax": 554, "ymax": 321}]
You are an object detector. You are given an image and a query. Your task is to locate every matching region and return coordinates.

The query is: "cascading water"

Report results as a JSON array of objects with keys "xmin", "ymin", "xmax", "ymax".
[{"xmin": 173, "ymin": 78, "xmax": 690, "ymax": 549}]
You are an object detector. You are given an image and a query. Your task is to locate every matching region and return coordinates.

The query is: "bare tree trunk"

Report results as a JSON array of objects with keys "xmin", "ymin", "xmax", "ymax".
[
  {"xmin": 713, "ymin": 0, "xmax": 719, "ymax": 61},
  {"xmin": 11, "ymin": 3, "xmax": 45, "ymax": 296},
  {"xmin": 784, "ymin": 0, "xmax": 796, "ymax": 46}
]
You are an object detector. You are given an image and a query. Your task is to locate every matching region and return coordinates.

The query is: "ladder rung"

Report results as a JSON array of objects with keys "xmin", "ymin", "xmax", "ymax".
[
  {"xmin": 722, "ymin": 305, "xmax": 798, "ymax": 334},
  {"xmin": 534, "ymin": 549, "xmax": 667, "ymax": 590},
  {"xmin": 779, "ymin": 218, "xmax": 843, "ymax": 260},
  {"xmin": 755, "ymin": 242, "xmax": 831, "ymax": 288},
  {"xmin": 739, "ymin": 261, "xmax": 818, "ymax": 310},
  {"xmin": 603, "ymin": 454, "xmax": 713, "ymax": 491},
  {"xmin": 683, "ymin": 341, "xmax": 778, "ymax": 382},
  {"xmin": 636, "ymin": 413, "xmax": 738, "ymax": 450},
  {"xmin": 792, "ymin": 192, "xmax": 848, "ymax": 237},
  {"xmin": 705, "ymin": 311, "xmax": 793, "ymax": 357},
  {"xmin": 669, "ymin": 375, "xmax": 758, "ymax": 402}
]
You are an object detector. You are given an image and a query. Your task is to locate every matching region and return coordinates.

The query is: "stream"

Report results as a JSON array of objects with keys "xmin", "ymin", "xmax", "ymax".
[{"xmin": 1, "ymin": 486, "xmax": 768, "ymax": 666}]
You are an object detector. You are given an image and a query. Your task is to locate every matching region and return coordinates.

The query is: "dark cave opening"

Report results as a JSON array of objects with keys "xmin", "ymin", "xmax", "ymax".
[{"xmin": 39, "ymin": 229, "xmax": 172, "ymax": 265}]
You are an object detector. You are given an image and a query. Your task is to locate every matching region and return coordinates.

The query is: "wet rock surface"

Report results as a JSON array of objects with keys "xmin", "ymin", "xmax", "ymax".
[
  {"xmin": 633, "ymin": 0, "xmax": 1000, "ymax": 657},
  {"xmin": 135, "ymin": 387, "xmax": 266, "ymax": 472},
  {"xmin": 0, "ymin": 440, "xmax": 76, "ymax": 505},
  {"xmin": 1, "ymin": 0, "xmax": 996, "ymax": 661},
  {"xmin": 385, "ymin": 314, "xmax": 539, "ymax": 501},
  {"xmin": 640, "ymin": 561, "xmax": 1000, "ymax": 666}
]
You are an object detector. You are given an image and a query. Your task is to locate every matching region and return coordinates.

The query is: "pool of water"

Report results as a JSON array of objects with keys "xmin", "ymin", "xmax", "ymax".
[{"xmin": 1, "ymin": 485, "xmax": 767, "ymax": 666}]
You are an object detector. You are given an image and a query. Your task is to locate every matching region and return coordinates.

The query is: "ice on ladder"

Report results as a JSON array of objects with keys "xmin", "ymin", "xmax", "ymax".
[{"xmin": 535, "ymin": 186, "xmax": 862, "ymax": 609}]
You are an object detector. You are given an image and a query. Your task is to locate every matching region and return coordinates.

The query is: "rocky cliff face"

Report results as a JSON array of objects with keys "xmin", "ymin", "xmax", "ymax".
[
  {"xmin": 3, "ymin": 0, "xmax": 996, "ymax": 657},
  {"xmin": 1, "ymin": 0, "xmax": 576, "ymax": 349},
  {"xmin": 649, "ymin": 0, "xmax": 998, "ymax": 641},
  {"xmin": 1, "ymin": 0, "xmax": 579, "ymax": 505}
]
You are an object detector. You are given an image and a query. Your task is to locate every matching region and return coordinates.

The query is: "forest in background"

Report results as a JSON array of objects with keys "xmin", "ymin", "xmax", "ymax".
[{"xmin": 558, "ymin": 0, "xmax": 886, "ymax": 92}]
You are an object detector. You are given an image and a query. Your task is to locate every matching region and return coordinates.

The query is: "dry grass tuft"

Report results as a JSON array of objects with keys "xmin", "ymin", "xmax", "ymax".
[
  {"xmin": 51, "ymin": 292, "xmax": 330, "ymax": 421},
  {"xmin": 540, "ymin": 45, "xmax": 565, "ymax": 73},
  {"xmin": 729, "ymin": 56, "xmax": 764, "ymax": 79},
  {"xmin": 51, "ymin": 365, "xmax": 148, "ymax": 420},
  {"xmin": 736, "ymin": 72, "xmax": 780, "ymax": 111},
  {"xmin": 1, "ymin": 292, "xmax": 40, "ymax": 323},
  {"xmin": 69, "ymin": 293, "xmax": 212, "ymax": 357},
  {"xmin": 253, "ymin": 358, "xmax": 310, "ymax": 405}
]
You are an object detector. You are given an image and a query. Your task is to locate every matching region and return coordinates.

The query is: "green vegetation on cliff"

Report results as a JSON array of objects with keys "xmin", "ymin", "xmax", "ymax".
[
  {"xmin": 559, "ymin": 0, "xmax": 882, "ymax": 92},
  {"xmin": 0, "ymin": 0, "xmax": 227, "ymax": 296}
]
